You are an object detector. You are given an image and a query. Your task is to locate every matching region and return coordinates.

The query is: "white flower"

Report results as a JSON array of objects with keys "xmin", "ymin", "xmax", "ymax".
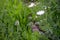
[
  {"xmin": 36, "ymin": 10, "xmax": 45, "ymax": 15},
  {"xmin": 15, "ymin": 20, "xmax": 19, "ymax": 26},
  {"xmin": 28, "ymin": 2, "xmax": 36, "ymax": 8}
]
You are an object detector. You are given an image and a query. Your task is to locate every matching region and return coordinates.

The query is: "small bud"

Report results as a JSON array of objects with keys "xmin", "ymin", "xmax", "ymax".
[
  {"xmin": 35, "ymin": 16, "xmax": 38, "ymax": 18},
  {"xmin": 15, "ymin": 20, "xmax": 19, "ymax": 26}
]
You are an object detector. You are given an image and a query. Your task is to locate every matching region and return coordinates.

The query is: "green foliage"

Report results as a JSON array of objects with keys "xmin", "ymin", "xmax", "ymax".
[{"xmin": 0, "ymin": 0, "xmax": 60, "ymax": 40}]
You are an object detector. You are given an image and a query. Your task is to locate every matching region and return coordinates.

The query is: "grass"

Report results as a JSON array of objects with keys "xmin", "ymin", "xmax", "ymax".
[{"xmin": 0, "ymin": 0, "xmax": 60, "ymax": 40}]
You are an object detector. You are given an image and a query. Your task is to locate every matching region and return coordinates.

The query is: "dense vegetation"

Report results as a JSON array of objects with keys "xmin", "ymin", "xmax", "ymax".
[{"xmin": 0, "ymin": 0, "xmax": 60, "ymax": 40}]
